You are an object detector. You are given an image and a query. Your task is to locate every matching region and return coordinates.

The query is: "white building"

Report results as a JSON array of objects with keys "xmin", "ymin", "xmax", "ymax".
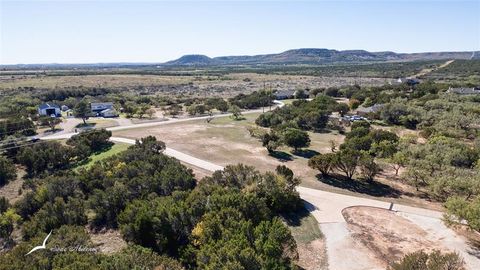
[{"xmin": 38, "ymin": 103, "xmax": 61, "ymax": 117}]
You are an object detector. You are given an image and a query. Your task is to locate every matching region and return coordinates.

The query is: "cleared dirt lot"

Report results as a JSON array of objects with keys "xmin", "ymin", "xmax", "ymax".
[{"xmin": 342, "ymin": 206, "xmax": 480, "ymax": 269}]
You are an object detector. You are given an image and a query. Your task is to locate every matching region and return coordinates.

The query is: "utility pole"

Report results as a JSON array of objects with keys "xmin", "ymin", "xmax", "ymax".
[
  {"xmin": 263, "ymin": 81, "xmax": 266, "ymax": 113},
  {"xmin": 269, "ymin": 83, "xmax": 272, "ymax": 111}
]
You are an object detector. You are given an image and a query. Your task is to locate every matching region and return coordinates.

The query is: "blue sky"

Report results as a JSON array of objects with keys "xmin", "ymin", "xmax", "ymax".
[{"xmin": 1, "ymin": 0, "xmax": 479, "ymax": 64}]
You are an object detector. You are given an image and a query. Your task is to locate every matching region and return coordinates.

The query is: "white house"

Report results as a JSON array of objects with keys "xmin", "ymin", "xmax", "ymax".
[
  {"xmin": 38, "ymin": 103, "xmax": 61, "ymax": 117},
  {"xmin": 91, "ymin": 102, "xmax": 114, "ymax": 113},
  {"xmin": 99, "ymin": 108, "xmax": 119, "ymax": 118}
]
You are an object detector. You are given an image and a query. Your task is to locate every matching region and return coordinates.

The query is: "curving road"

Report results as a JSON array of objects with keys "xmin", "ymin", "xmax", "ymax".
[{"xmin": 43, "ymin": 100, "xmax": 480, "ymax": 270}]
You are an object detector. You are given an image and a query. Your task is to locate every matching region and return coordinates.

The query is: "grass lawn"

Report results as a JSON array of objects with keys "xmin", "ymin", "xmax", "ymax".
[
  {"xmin": 284, "ymin": 208, "xmax": 327, "ymax": 269},
  {"xmin": 76, "ymin": 119, "xmax": 118, "ymax": 129},
  {"xmin": 77, "ymin": 143, "xmax": 130, "ymax": 169},
  {"xmin": 284, "ymin": 208, "xmax": 324, "ymax": 244},
  {"xmin": 280, "ymin": 99, "xmax": 296, "ymax": 105}
]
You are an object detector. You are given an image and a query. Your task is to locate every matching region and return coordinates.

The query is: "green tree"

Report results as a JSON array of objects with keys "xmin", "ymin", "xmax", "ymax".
[
  {"xmin": 308, "ymin": 153, "xmax": 336, "ymax": 177},
  {"xmin": 282, "ymin": 128, "xmax": 310, "ymax": 151},
  {"xmin": 0, "ymin": 156, "xmax": 16, "ymax": 186},
  {"xmin": 358, "ymin": 154, "xmax": 379, "ymax": 182},
  {"xmin": 136, "ymin": 104, "xmax": 150, "ymax": 119},
  {"xmin": 229, "ymin": 105, "xmax": 243, "ymax": 120},
  {"xmin": 445, "ymin": 196, "xmax": 480, "ymax": 232},
  {"xmin": 16, "ymin": 141, "xmax": 74, "ymax": 177},
  {"xmin": 39, "ymin": 116, "xmax": 62, "ymax": 132},
  {"xmin": 389, "ymin": 250, "xmax": 464, "ymax": 270},
  {"xmin": 333, "ymin": 149, "xmax": 361, "ymax": 180},
  {"xmin": 261, "ymin": 132, "xmax": 282, "ymax": 153},
  {"xmin": 0, "ymin": 208, "xmax": 21, "ymax": 239},
  {"xmin": 167, "ymin": 104, "xmax": 182, "ymax": 117},
  {"xmin": 74, "ymin": 99, "xmax": 90, "ymax": 124},
  {"xmin": 389, "ymin": 151, "xmax": 408, "ymax": 175},
  {"xmin": 67, "ymin": 129, "xmax": 112, "ymax": 154},
  {"xmin": 335, "ymin": 103, "xmax": 350, "ymax": 116}
]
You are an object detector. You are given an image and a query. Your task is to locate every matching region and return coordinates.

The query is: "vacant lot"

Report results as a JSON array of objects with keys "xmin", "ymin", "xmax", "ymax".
[
  {"xmin": 113, "ymin": 112, "xmax": 447, "ymax": 209},
  {"xmin": 342, "ymin": 206, "xmax": 480, "ymax": 269},
  {"xmin": 343, "ymin": 206, "xmax": 440, "ymax": 267},
  {"xmin": 113, "ymin": 113, "xmax": 343, "ymax": 184}
]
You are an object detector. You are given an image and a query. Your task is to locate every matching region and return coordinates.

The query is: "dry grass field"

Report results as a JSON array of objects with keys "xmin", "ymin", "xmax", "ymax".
[
  {"xmin": 0, "ymin": 73, "xmax": 390, "ymax": 97},
  {"xmin": 112, "ymin": 112, "xmax": 445, "ymax": 210},
  {"xmin": 112, "ymin": 112, "xmax": 343, "ymax": 184}
]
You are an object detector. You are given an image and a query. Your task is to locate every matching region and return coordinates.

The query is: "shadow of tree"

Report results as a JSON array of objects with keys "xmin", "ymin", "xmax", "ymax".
[
  {"xmin": 44, "ymin": 128, "xmax": 64, "ymax": 134},
  {"xmin": 74, "ymin": 143, "xmax": 114, "ymax": 167},
  {"xmin": 292, "ymin": 149, "xmax": 319, "ymax": 158},
  {"xmin": 317, "ymin": 174, "xmax": 402, "ymax": 198},
  {"xmin": 467, "ymin": 237, "xmax": 480, "ymax": 259},
  {"xmin": 269, "ymin": 150, "xmax": 293, "ymax": 161},
  {"xmin": 75, "ymin": 122, "xmax": 97, "ymax": 128},
  {"xmin": 283, "ymin": 204, "xmax": 313, "ymax": 227}
]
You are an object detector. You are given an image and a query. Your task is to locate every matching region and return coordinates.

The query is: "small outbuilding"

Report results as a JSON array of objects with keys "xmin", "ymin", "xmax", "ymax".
[
  {"xmin": 38, "ymin": 103, "xmax": 61, "ymax": 117},
  {"xmin": 274, "ymin": 90, "xmax": 296, "ymax": 100}
]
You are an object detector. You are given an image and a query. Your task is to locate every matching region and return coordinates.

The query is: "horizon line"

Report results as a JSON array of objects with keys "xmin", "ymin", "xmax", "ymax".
[{"xmin": 1, "ymin": 47, "xmax": 478, "ymax": 66}]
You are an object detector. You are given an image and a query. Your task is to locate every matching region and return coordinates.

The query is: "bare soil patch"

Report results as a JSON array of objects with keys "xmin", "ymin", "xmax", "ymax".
[
  {"xmin": 296, "ymin": 239, "xmax": 327, "ymax": 270},
  {"xmin": 88, "ymin": 228, "xmax": 127, "ymax": 254},
  {"xmin": 0, "ymin": 168, "xmax": 25, "ymax": 204},
  {"xmin": 342, "ymin": 206, "xmax": 447, "ymax": 267}
]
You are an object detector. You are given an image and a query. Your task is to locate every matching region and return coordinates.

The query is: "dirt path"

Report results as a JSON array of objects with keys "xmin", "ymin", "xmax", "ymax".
[
  {"xmin": 410, "ymin": 59, "xmax": 454, "ymax": 78},
  {"xmin": 320, "ymin": 222, "xmax": 383, "ymax": 270}
]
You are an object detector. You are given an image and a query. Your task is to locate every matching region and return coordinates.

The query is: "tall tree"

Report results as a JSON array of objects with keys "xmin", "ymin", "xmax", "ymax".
[
  {"xmin": 74, "ymin": 99, "xmax": 90, "ymax": 124},
  {"xmin": 282, "ymin": 128, "xmax": 310, "ymax": 151},
  {"xmin": 333, "ymin": 149, "xmax": 361, "ymax": 180}
]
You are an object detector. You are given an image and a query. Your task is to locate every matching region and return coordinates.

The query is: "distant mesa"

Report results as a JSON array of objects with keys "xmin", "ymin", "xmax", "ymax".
[
  {"xmin": 164, "ymin": 48, "xmax": 478, "ymax": 66},
  {"xmin": 165, "ymin": 54, "xmax": 215, "ymax": 66},
  {"xmin": 2, "ymin": 48, "xmax": 478, "ymax": 68}
]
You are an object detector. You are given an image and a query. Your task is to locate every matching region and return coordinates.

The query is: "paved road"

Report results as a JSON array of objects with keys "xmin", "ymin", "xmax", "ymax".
[{"xmin": 109, "ymin": 137, "xmax": 224, "ymax": 172}]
